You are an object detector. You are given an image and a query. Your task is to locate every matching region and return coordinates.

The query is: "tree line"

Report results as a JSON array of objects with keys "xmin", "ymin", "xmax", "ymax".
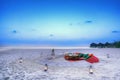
[{"xmin": 90, "ymin": 41, "xmax": 120, "ymax": 48}]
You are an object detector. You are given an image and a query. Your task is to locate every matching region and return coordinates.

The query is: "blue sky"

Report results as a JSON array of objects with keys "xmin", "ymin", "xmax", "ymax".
[{"xmin": 0, "ymin": 0, "xmax": 120, "ymax": 47}]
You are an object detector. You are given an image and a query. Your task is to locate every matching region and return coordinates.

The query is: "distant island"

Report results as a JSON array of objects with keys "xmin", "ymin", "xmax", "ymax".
[{"xmin": 90, "ymin": 41, "xmax": 120, "ymax": 48}]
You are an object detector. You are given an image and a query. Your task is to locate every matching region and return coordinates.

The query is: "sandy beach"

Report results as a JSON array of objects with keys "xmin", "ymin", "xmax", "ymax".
[{"xmin": 0, "ymin": 47, "xmax": 120, "ymax": 80}]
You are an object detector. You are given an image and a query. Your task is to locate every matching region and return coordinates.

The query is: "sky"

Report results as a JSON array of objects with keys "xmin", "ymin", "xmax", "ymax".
[{"xmin": 0, "ymin": 0, "xmax": 120, "ymax": 47}]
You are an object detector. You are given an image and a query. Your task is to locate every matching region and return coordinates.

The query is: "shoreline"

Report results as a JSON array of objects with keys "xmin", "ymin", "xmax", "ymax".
[{"xmin": 0, "ymin": 46, "xmax": 91, "ymax": 49}]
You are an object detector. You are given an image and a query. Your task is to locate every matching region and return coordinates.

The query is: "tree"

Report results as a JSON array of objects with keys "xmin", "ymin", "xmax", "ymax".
[
  {"xmin": 90, "ymin": 41, "xmax": 120, "ymax": 48},
  {"xmin": 105, "ymin": 42, "xmax": 110, "ymax": 48},
  {"xmin": 90, "ymin": 43, "xmax": 97, "ymax": 48},
  {"xmin": 98, "ymin": 43, "xmax": 104, "ymax": 48},
  {"xmin": 115, "ymin": 41, "xmax": 120, "ymax": 48}
]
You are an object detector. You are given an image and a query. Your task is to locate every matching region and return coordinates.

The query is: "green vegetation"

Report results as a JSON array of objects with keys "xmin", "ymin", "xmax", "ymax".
[{"xmin": 90, "ymin": 41, "xmax": 120, "ymax": 48}]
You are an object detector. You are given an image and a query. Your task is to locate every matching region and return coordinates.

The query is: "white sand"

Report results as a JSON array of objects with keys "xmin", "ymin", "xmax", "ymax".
[{"xmin": 0, "ymin": 48, "xmax": 120, "ymax": 80}]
